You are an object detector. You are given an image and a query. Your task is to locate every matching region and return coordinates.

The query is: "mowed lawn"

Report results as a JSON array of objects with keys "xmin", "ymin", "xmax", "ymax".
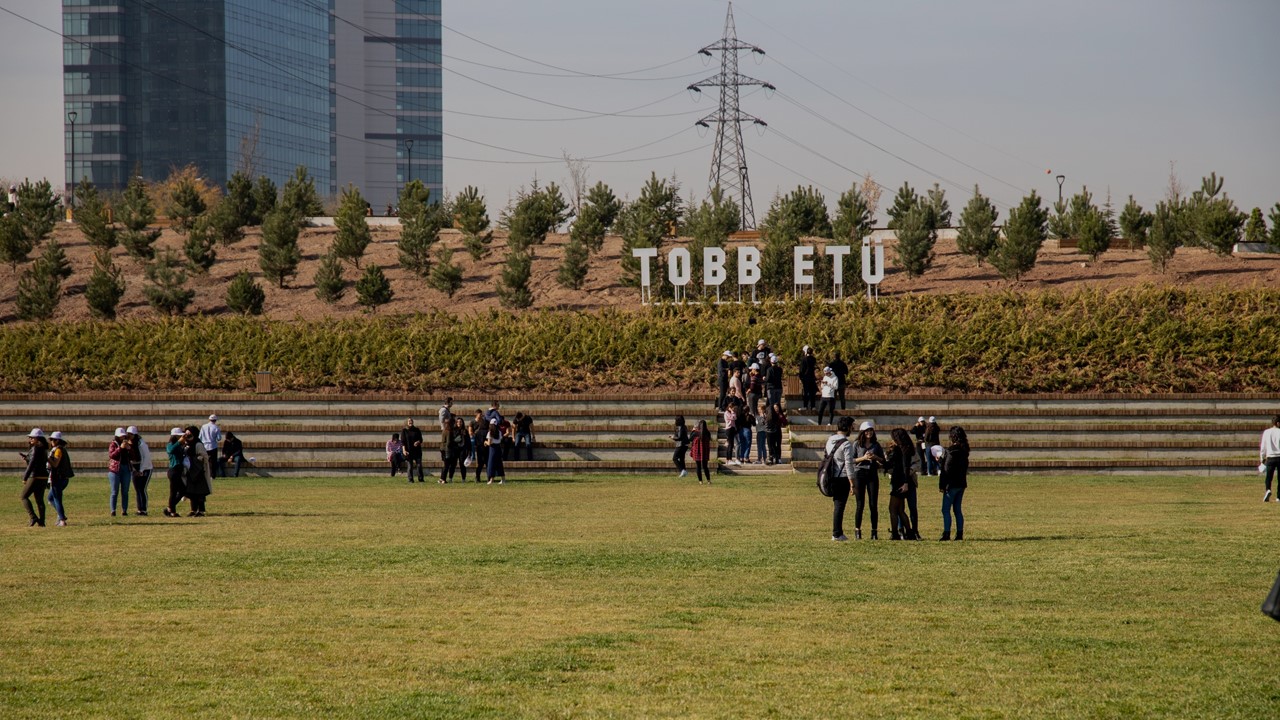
[{"xmin": 1, "ymin": 472, "xmax": 1277, "ymax": 719}]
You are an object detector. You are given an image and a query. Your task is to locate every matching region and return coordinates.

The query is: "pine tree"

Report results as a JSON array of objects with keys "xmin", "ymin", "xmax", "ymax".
[
  {"xmin": 258, "ymin": 208, "xmax": 302, "ymax": 288},
  {"xmin": 226, "ymin": 171, "xmax": 256, "ymax": 228},
  {"xmin": 571, "ymin": 181, "xmax": 623, "ymax": 254},
  {"xmin": 355, "ymin": 264, "xmax": 394, "ymax": 310},
  {"xmin": 685, "ymin": 185, "xmax": 741, "ymax": 291},
  {"xmin": 0, "ymin": 213, "xmax": 34, "ymax": 270},
  {"xmin": 167, "ymin": 175, "xmax": 207, "ymax": 234},
  {"xmin": 251, "ymin": 175, "xmax": 277, "ymax": 225},
  {"xmin": 183, "ymin": 218, "xmax": 217, "ymax": 272},
  {"xmin": 85, "ymin": 250, "xmax": 126, "ymax": 320},
  {"xmin": 584, "ymin": 182, "xmax": 622, "ymax": 235},
  {"xmin": 75, "ymin": 178, "xmax": 117, "ymax": 250},
  {"xmin": 761, "ymin": 218, "xmax": 802, "ymax": 296},
  {"xmin": 332, "ymin": 185, "xmax": 372, "ymax": 268},
  {"xmin": 502, "ymin": 181, "xmax": 566, "ymax": 249},
  {"xmin": 280, "ymin": 166, "xmax": 324, "ymax": 218},
  {"xmin": 428, "ymin": 245, "xmax": 464, "ymax": 297},
  {"xmin": 454, "ymin": 185, "xmax": 492, "ymax": 260},
  {"xmin": 397, "ymin": 180, "xmax": 439, "ymax": 277},
  {"xmin": 616, "ymin": 202, "xmax": 663, "ymax": 288},
  {"xmin": 1076, "ymin": 205, "xmax": 1112, "ymax": 262},
  {"xmin": 225, "ymin": 270, "xmax": 265, "ymax": 315},
  {"xmin": 1147, "ymin": 201, "xmax": 1180, "ymax": 273},
  {"xmin": 1118, "ymin": 196, "xmax": 1153, "ymax": 250},
  {"xmin": 15, "ymin": 247, "xmax": 63, "ymax": 320},
  {"xmin": 760, "ymin": 186, "xmax": 833, "ymax": 240},
  {"xmin": 634, "ymin": 173, "xmax": 683, "ymax": 236},
  {"xmin": 497, "ymin": 248, "xmax": 533, "ymax": 308},
  {"xmin": 894, "ymin": 204, "xmax": 935, "ymax": 277},
  {"xmin": 821, "ymin": 184, "xmax": 873, "ymax": 294},
  {"xmin": 1190, "ymin": 173, "xmax": 1244, "ymax": 256},
  {"xmin": 991, "ymin": 191, "xmax": 1049, "ymax": 280},
  {"xmin": 117, "ymin": 175, "xmax": 160, "ymax": 260},
  {"xmin": 1269, "ymin": 203, "xmax": 1280, "ymax": 250},
  {"xmin": 1242, "ymin": 207, "xmax": 1267, "ymax": 246},
  {"xmin": 207, "ymin": 198, "xmax": 245, "ymax": 246},
  {"xmin": 885, "ymin": 182, "xmax": 919, "ymax": 230},
  {"xmin": 313, "ymin": 251, "xmax": 346, "ymax": 303},
  {"xmin": 956, "ymin": 186, "xmax": 999, "ymax": 266},
  {"xmin": 143, "ymin": 249, "xmax": 195, "ymax": 315},
  {"xmin": 557, "ymin": 234, "xmax": 590, "ymax": 290},
  {"xmin": 925, "ymin": 183, "xmax": 952, "ymax": 228},
  {"xmin": 14, "ymin": 179, "xmax": 58, "ymax": 248},
  {"xmin": 39, "ymin": 240, "xmax": 73, "ymax": 282}
]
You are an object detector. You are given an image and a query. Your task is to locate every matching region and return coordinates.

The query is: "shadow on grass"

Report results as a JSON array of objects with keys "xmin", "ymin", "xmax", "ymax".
[
  {"xmin": 964, "ymin": 534, "xmax": 1141, "ymax": 542},
  {"xmin": 216, "ymin": 511, "xmax": 330, "ymax": 518}
]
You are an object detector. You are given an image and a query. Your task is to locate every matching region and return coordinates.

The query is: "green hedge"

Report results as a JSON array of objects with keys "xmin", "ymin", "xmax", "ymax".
[{"xmin": 3, "ymin": 287, "xmax": 1278, "ymax": 393}]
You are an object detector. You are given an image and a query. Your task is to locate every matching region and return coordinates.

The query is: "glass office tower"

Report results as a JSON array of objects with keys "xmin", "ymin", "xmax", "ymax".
[{"xmin": 63, "ymin": 0, "xmax": 441, "ymax": 208}]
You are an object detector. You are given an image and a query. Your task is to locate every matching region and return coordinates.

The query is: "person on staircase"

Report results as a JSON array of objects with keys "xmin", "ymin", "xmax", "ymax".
[
  {"xmin": 765, "ymin": 355, "xmax": 784, "ymax": 409},
  {"xmin": 828, "ymin": 352, "xmax": 848, "ymax": 411},
  {"xmin": 924, "ymin": 416, "xmax": 942, "ymax": 476},
  {"xmin": 513, "ymin": 412, "xmax": 535, "ymax": 461},
  {"xmin": 851, "ymin": 421, "xmax": 886, "ymax": 540},
  {"xmin": 911, "ymin": 417, "xmax": 929, "ymax": 477},
  {"xmin": 386, "ymin": 433, "xmax": 405, "ymax": 477},
  {"xmin": 799, "ymin": 345, "xmax": 818, "ymax": 412},
  {"xmin": 939, "ymin": 427, "xmax": 971, "ymax": 541},
  {"xmin": 737, "ymin": 401, "xmax": 754, "ymax": 465},
  {"xmin": 723, "ymin": 403, "xmax": 739, "ymax": 466},
  {"xmin": 716, "ymin": 351, "xmax": 733, "ymax": 411},
  {"xmin": 767, "ymin": 401, "xmax": 789, "ymax": 466},
  {"xmin": 754, "ymin": 400, "xmax": 769, "ymax": 465},
  {"xmin": 818, "ymin": 367, "xmax": 839, "ymax": 426}
]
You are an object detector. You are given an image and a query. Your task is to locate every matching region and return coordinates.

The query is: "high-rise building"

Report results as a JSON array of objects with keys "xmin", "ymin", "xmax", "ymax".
[{"xmin": 62, "ymin": 0, "xmax": 442, "ymax": 209}]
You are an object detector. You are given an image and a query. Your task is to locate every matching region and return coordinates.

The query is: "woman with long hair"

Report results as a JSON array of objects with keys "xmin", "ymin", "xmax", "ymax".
[
  {"xmin": 672, "ymin": 415, "xmax": 690, "ymax": 477},
  {"xmin": 737, "ymin": 402, "xmax": 754, "ymax": 464},
  {"xmin": 939, "ymin": 426, "xmax": 971, "ymax": 541},
  {"xmin": 485, "ymin": 420, "xmax": 506, "ymax": 485},
  {"xmin": 163, "ymin": 428, "xmax": 186, "ymax": 517},
  {"xmin": 754, "ymin": 400, "xmax": 768, "ymax": 464},
  {"xmin": 766, "ymin": 402, "xmax": 788, "ymax": 466},
  {"xmin": 886, "ymin": 428, "xmax": 918, "ymax": 540},
  {"xmin": 20, "ymin": 429, "xmax": 49, "ymax": 527},
  {"xmin": 689, "ymin": 420, "xmax": 713, "ymax": 485},
  {"xmin": 454, "ymin": 417, "xmax": 471, "ymax": 482},
  {"xmin": 851, "ymin": 421, "xmax": 886, "ymax": 539},
  {"xmin": 723, "ymin": 402, "xmax": 739, "ymax": 466}
]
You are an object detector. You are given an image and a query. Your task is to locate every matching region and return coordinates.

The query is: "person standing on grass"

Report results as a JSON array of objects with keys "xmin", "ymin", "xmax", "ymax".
[
  {"xmin": 200, "ymin": 415, "xmax": 223, "ymax": 479},
  {"xmin": 672, "ymin": 416, "xmax": 690, "ymax": 478},
  {"xmin": 828, "ymin": 352, "xmax": 848, "ymax": 411},
  {"xmin": 799, "ymin": 345, "xmax": 818, "ymax": 412},
  {"xmin": 402, "ymin": 418, "xmax": 425, "ymax": 483},
  {"xmin": 737, "ymin": 401, "xmax": 754, "ymax": 465},
  {"xmin": 221, "ymin": 432, "xmax": 245, "ymax": 477},
  {"xmin": 723, "ymin": 403, "xmax": 739, "ymax": 466},
  {"xmin": 690, "ymin": 420, "xmax": 713, "ymax": 485},
  {"xmin": 163, "ymin": 428, "xmax": 187, "ymax": 517},
  {"xmin": 47, "ymin": 431, "xmax": 73, "ymax": 527},
  {"xmin": 485, "ymin": 420, "xmax": 506, "ymax": 485},
  {"xmin": 470, "ymin": 410, "xmax": 488, "ymax": 481},
  {"xmin": 924, "ymin": 416, "xmax": 941, "ymax": 476},
  {"xmin": 386, "ymin": 433, "xmax": 404, "ymax": 477},
  {"xmin": 939, "ymin": 427, "xmax": 971, "ymax": 541},
  {"xmin": 767, "ymin": 401, "xmax": 789, "ymax": 466},
  {"xmin": 825, "ymin": 417, "xmax": 856, "ymax": 541},
  {"xmin": 19, "ymin": 428, "xmax": 49, "ymax": 527},
  {"xmin": 107, "ymin": 427, "xmax": 133, "ymax": 517},
  {"xmin": 128, "ymin": 426, "xmax": 153, "ymax": 516},
  {"xmin": 1261, "ymin": 415, "xmax": 1280, "ymax": 502},
  {"xmin": 851, "ymin": 421, "xmax": 886, "ymax": 540},
  {"xmin": 716, "ymin": 351, "xmax": 733, "ymax": 410},
  {"xmin": 183, "ymin": 426, "xmax": 213, "ymax": 517},
  {"xmin": 439, "ymin": 419, "xmax": 464, "ymax": 483},
  {"xmin": 911, "ymin": 417, "xmax": 928, "ymax": 476},
  {"xmin": 454, "ymin": 417, "xmax": 471, "ymax": 482},
  {"xmin": 886, "ymin": 428, "xmax": 918, "ymax": 540},
  {"xmin": 514, "ymin": 412, "xmax": 535, "ymax": 461},
  {"xmin": 818, "ymin": 367, "xmax": 839, "ymax": 426},
  {"xmin": 755, "ymin": 400, "xmax": 769, "ymax": 464}
]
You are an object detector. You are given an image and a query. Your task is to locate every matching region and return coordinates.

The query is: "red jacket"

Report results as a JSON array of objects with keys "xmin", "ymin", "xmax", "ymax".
[
  {"xmin": 107, "ymin": 440, "xmax": 125, "ymax": 474},
  {"xmin": 690, "ymin": 432, "xmax": 711, "ymax": 462}
]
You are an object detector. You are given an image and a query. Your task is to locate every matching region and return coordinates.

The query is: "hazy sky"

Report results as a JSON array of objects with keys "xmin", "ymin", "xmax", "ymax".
[{"xmin": 2, "ymin": 0, "xmax": 1278, "ymax": 223}]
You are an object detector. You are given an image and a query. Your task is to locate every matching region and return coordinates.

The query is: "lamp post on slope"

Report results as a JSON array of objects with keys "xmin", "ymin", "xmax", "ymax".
[{"xmin": 67, "ymin": 110, "xmax": 78, "ymax": 210}]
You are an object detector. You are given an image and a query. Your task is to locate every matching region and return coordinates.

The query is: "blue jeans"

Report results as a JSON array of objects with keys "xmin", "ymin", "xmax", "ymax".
[
  {"xmin": 737, "ymin": 427, "xmax": 751, "ymax": 461},
  {"xmin": 927, "ymin": 453, "xmax": 939, "ymax": 476},
  {"xmin": 47, "ymin": 480, "xmax": 68, "ymax": 522},
  {"xmin": 109, "ymin": 466, "xmax": 132, "ymax": 513},
  {"xmin": 514, "ymin": 430, "xmax": 533, "ymax": 461},
  {"xmin": 756, "ymin": 429, "xmax": 767, "ymax": 462},
  {"xmin": 942, "ymin": 487, "xmax": 965, "ymax": 535}
]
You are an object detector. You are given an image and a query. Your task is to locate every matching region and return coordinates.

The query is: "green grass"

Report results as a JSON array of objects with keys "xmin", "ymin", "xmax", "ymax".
[{"xmin": 1, "ymin": 472, "xmax": 1277, "ymax": 719}]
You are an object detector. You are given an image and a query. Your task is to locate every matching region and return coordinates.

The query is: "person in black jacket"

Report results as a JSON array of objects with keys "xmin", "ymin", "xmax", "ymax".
[
  {"xmin": 19, "ymin": 428, "xmax": 49, "ymax": 527},
  {"xmin": 885, "ymin": 428, "xmax": 918, "ymax": 540},
  {"xmin": 828, "ymin": 353, "xmax": 848, "ymax": 410},
  {"xmin": 939, "ymin": 426, "xmax": 970, "ymax": 541},
  {"xmin": 924, "ymin": 416, "xmax": 941, "ymax": 475},
  {"xmin": 672, "ymin": 415, "xmax": 690, "ymax": 477},
  {"xmin": 402, "ymin": 418, "xmax": 425, "ymax": 483},
  {"xmin": 469, "ymin": 410, "xmax": 488, "ymax": 482},
  {"xmin": 717, "ymin": 351, "xmax": 733, "ymax": 410},
  {"xmin": 851, "ymin": 421, "xmax": 886, "ymax": 539},
  {"xmin": 798, "ymin": 345, "xmax": 818, "ymax": 411},
  {"xmin": 765, "ymin": 355, "xmax": 784, "ymax": 409}
]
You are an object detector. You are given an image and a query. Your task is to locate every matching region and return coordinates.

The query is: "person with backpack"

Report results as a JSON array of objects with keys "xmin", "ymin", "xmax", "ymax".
[
  {"xmin": 822, "ymin": 416, "xmax": 856, "ymax": 541},
  {"xmin": 46, "ymin": 431, "xmax": 73, "ymax": 527},
  {"xmin": 690, "ymin": 420, "xmax": 713, "ymax": 484},
  {"xmin": 852, "ymin": 421, "xmax": 887, "ymax": 540},
  {"xmin": 939, "ymin": 427, "xmax": 971, "ymax": 541},
  {"xmin": 886, "ymin": 428, "xmax": 918, "ymax": 540},
  {"xmin": 671, "ymin": 415, "xmax": 690, "ymax": 478},
  {"xmin": 19, "ymin": 428, "xmax": 50, "ymax": 527}
]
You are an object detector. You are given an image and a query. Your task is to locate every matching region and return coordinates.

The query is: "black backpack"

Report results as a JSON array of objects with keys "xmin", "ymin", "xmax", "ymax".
[{"xmin": 817, "ymin": 438, "xmax": 847, "ymax": 497}]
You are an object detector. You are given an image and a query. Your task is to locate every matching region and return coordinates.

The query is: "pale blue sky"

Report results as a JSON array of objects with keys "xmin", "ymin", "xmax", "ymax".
[{"xmin": 2, "ymin": 0, "xmax": 1277, "ymax": 221}]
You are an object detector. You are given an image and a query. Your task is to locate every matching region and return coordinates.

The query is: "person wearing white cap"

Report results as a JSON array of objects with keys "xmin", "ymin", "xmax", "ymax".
[
  {"xmin": 764, "ymin": 354, "xmax": 784, "ymax": 409},
  {"xmin": 924, "ymin": 416, "xmax": 941, "ymax": 476},
  {"xmin": 818, "ymin": 367, "xmax": 839, "ymax": 426},
  {"xmin": 850, "ymin": 420, "xmax": 886, "ymax": 540},
  {"xmin": 798, "ymin": 345, "xmax": 818, "ymax": 412},
  {"xmin": 107, "ymin": 427, "xmax": 134, "ymax": 516},
  {"xmin": 163, "ymin": 428, "xmax": 187, "ymax": 517},
  {"xmin": 128, "ymin": 426, "xmax": 153, "ymax": 516},
  {"xmin": 182, "ymin": 425, "xmax": 214, "ymax": 516},
  {"xmin": 716, "ymin": 351, "xmax": 733, "ymax": 410},
  {"xmin": 911, "ymin": 417, "xmax": 929, "ymax": 475},
  {"xmin": 824, "ymin": 416, "xmax": 856, "ymax": 541},
  {"xmin": 46, "ymin": 431, "xmax": 73, "ymax": 527},
  {"xmin": 745, "ymin": 363, "xmax": 763, "ymax": 416},
  {"xmin": 20, "ymin": 428, "xmax": 50, "ymax": 527},
  {"xmin": 200, "ymin": 415, "xmax": 223, "ymax": 479},
  {"xmin": 754, "ymin": 339, "xmax": 772, "ymax": 370}
]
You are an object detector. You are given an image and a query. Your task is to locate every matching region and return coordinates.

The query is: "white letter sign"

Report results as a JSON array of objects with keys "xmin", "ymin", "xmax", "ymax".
[
  {"xmin": 737, "ymin": 246, "xmax": 760, "ymax": 286},
  {"xmin": 793, "ymin": 246, "xmax": 814, "ymax": 286},
  {"xmin": 703, "ymin": 247, "xmax": 726, "ymax": 287},
  {"xmin": 668, "ymin": 248, "xmax": 691, "ymax": 287},
  {"xmin": 632, "ymin": 247, "xmax": 659, "ymax": 303},
  {"xmin": 862, "ymin": 238, "xmax": 885, "ymax": 299},
  {"xmin": 826, "ymin": 245, "xmax": 851, "ymax": 299}
]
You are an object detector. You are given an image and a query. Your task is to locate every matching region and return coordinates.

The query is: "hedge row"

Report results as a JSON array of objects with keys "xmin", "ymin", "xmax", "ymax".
[{"xmin": 2, "ymin": 287, "xmax": 1278, "ymax": 393}]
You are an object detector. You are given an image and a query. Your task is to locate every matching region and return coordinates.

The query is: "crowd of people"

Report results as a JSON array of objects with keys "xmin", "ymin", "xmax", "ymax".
[
  {"xmin": 17, "ymin": 414, "xmax": 248, "ymax": 526},
  {"xmin": 387, "ymin": 399, "xmax": 536, "ymax": 486}
]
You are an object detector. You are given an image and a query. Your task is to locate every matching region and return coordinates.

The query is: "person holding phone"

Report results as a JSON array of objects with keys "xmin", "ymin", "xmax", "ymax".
[
  {"xmin": 851, "ymin": 421, "xmax": 886, "ymax": 539},
  {"xmin": 107, "ymin": 428, "xmax": 133, "ymax": 517},
  {"xmin": 939, "ymin": 427, "xmax": 971, "ymax": 541}
]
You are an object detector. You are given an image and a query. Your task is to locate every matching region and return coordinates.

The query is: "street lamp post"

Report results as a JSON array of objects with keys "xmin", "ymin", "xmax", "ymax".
[
  {"xmin": 67, "ymin": 110, "xmax": 78, "ymax": 210},
  {"xmin": 403, "ymin": 138, "xmax": 414, "ymax": 191},
  {"xmin": 1055, "ymin": 174, "xmax": 1065, "ymax": 205}
]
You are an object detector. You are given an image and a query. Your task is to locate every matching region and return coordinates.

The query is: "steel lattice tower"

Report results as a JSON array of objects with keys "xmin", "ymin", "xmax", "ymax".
[{"xmin": 688, "ymin": 2, "xmax": 774, "ymax": 230}]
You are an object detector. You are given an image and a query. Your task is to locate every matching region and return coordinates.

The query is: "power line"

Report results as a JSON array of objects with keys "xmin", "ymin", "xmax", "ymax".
[{"xmin": 444, "ymin": 52, "xmax": 706, "ymax": 82}]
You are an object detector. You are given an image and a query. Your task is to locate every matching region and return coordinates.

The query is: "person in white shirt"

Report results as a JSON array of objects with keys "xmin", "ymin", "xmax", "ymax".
[
  {"xmin": 200, "ymin": 414, "xmax": 223, "ymax": 478},
  {"xmin": 825, "ymin": 416, "xmax": 856, "ymax": 541},
  {"xmin": 128, "ymin": 426, "xmax": 153, "ymax": 516},
  {"xmin": 1261, "ymin": 415, "xmax": 1280, "ymax": 502},
  {"xmin": 817, "ymin": 367, "xmax": 839, "ymax": 426}
]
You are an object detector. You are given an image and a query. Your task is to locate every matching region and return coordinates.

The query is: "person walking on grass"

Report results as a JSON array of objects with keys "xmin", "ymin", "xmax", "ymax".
[
  {"xmin": 817, "ymin": 367, "xmax": 839, "ymax": 426},
  {"xmin": 825, "ymin": 417, "xmax": 856, "ymax": 541},
  {"xmin": 485, "ymin": 420, "xmax": 506, "ymax": 485},
  {"xmin": 690, "ymin": 420, "xmax": 713, "ymax": 485},
  {"xmin": 200, "ymin": 415, "xmax": 222, "ymax": 479},
  {"xmin": 672, "ymin": 415, "xmax": 690, "ymax": 478},
  {"xmin": 128, "ymin": 426, "xmax": 152, "ymax": 516},
  {"xmin": 183, "ymin": 426, "xmax": 213, "ymax": 517},
  {"xmin": 1261, "ymin": 415, "xmax": 1280, "ymax": 502},
  {"xmin": 19, "ymin": 428, "xmax": 49, "ymax": 527},
  {"xmin": 402, "ymin": 418, "xmax": 425, "ymax": 483},
  {"xmin": 163, "ymin": 428, "xmax": 187, "ymax": 517},
  {"xmin": 939, "ymin": 427, "xmax": 971, "ymax": 541},
  {"xmin": 852, "ymin": 421, "xmax": 886, "ymax": 540},
  {"xmin": 46, "ymin": 431, "xmax": 73, "ymax": 527},
  {"xmin": 886, "ymin": 428, "xmax": 918, "ymax": 540},
  {"xmin": 107, "ymin": 427, "xmax": 133, "ymax": 517},
  {"xmin": 799, "ymin": 345, "xmax": 818, "ymax": 412}
]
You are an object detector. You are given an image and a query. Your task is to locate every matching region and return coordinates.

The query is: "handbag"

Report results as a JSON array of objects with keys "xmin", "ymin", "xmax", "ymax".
[{"xmin": 1264, "ymin": 569, "xmax": 1280, "ymax": 622}]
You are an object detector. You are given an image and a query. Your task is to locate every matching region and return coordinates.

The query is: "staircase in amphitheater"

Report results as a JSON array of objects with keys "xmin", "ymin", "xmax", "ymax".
[{"xmin": 0, "ymin": 392, "xmax": 1272, "ymax": 478}]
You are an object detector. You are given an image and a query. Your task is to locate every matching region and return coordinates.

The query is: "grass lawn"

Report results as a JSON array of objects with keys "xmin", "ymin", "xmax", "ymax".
[{"xmin": 1, "ymin": 471, "xmax": 1277, "ymax": 719}]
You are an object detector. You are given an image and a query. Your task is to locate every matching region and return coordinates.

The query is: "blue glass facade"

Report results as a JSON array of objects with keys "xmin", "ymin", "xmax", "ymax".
[{"xmin": 385, "ymin": 1, "xmax": 443, "ymax": 198}]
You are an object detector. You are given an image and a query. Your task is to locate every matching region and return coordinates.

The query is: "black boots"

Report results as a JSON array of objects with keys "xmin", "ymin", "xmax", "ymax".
[
  {"xmin": 955, "ymin": 529, "xmax": 964, "ymax": 541},
  {"xmin": 870, "ymin": 529, "xmax": 879, "ymax": 540},
  {"xmin": 939, "ymin": 530, "xmax": 951, "ymax": 541}
]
